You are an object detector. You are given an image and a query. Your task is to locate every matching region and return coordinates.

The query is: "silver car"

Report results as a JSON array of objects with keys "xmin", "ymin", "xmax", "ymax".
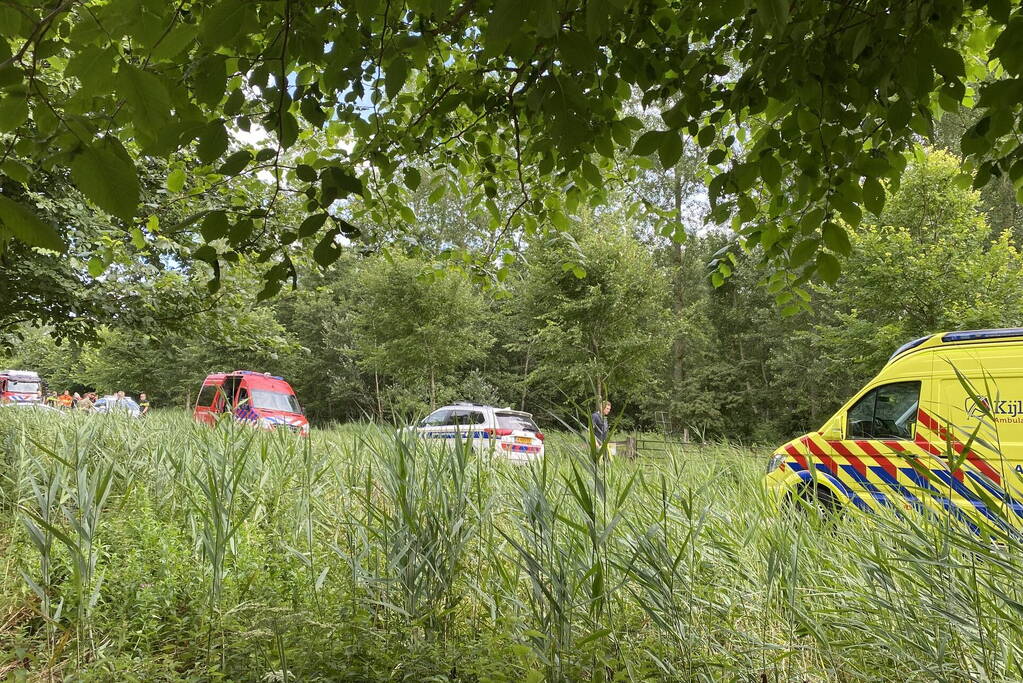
[
  {"xmin": 94, "ymin": 396, "xmax": 142, "ymax": 418},
  {"xmin": 412, "ymin": 402, "xmax": 545, "ymax": 462}
]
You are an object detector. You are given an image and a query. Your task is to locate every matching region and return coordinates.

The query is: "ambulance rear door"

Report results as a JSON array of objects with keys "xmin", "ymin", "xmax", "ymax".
[{"xmin": 933, "ymin": 343, "xmax": 1023, "ymax": 520}]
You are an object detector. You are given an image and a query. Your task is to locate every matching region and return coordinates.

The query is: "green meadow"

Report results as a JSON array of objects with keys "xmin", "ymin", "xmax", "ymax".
[{"xmin": 2, "ymin": 412, "xmax": 1022, "ymax": 681}]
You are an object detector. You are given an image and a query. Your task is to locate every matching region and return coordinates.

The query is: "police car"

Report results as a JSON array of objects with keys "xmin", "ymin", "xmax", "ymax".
[
  {"xmin": 412, "ymin": 402, "xmax": 545, "ymax": 462},
  {"xmin": 94, "ymin": 395, "xmax": 142, "ymax": 417}
]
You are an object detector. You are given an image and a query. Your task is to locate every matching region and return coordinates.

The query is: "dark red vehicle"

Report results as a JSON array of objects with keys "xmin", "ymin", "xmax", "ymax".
[{"xmin": 192, "ymin": 370, "xmax": 309, "ymax": 435}]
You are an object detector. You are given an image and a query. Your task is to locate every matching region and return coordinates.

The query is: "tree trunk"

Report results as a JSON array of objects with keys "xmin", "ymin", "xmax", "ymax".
[
  {"xmin": 374, "ymin": 371, "xmax": 382, "ymax": 422},
  {"xmin": 671, "ymin": 166, "xmax": 685, "ymax": 395},
  {"xmin": 520, "ymin": 344, "xmax": 531, "ymax": 411}
]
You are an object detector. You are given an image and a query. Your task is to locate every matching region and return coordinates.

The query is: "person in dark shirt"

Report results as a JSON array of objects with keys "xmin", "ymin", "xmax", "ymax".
[
  {"xmin": 139, "ymin": 393, "xmax": 151, "ymax": 416},
  {"xmin": 591, "ymin": 400, "xmax": 611, "ymax": 445}
]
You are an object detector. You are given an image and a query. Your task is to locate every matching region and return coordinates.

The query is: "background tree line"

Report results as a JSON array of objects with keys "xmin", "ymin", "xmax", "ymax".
[{"xmin": 5, "ymin": 148, "xmax": 1022, "ymax": 442}]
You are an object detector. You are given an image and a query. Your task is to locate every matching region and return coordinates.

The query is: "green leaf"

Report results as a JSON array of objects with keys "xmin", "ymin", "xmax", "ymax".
[
  {"xmin": 193, "ymin": 54, "xmax": 228, "ymax": 108},
  {"xmin": 166, "ymin": 167, "xmax": 186, "ymax": 192},
  {"xmin": 428, "ymin": 183, "xmax": 447, "ymax": 204},
  {"xmin": 88, "ymin": 256, "xmax": 106, "ymax": 277},
  {"xmin": 0, "ymin": 195, "xmax": 64, "ymax": 251},
  {"xmin": 256, "ymin": 276, "xmax": 282, "ymax": 302},
  {"xmin": 789, "ymin": 238, "xmax": 818, "ymax": 267},
  {"xmin": 70, "ymin": 141, "xmax": 140, "ymax": 222},
  {"xmin": 759, "ymin": 154, "xmax": 782, "ymax": 187},
  {"xmin": 278, "ymin": 111, "xmax": 299, "ymax": 149},
  {"xmin": 336, "ymin": 218, "xmax": 359, "ymax": 237},
  {"xmin": 816, "ymin": 251, "xmax": 840, "ymax": 283},
  {"xmin": 796, "ymin": 109, "xmax": 818, "ymax": 132},
  {"xmin": 224, "ymin": 88, "xmax": 245, "ymax": 116},
  {"xmin": 484, "ymin": 0, "xmax": 528, "ymax": 58},
  {"xmin": 218, "ymin": 150, "xmax": 252, "ymax": 176},
  {"xmin": 862, "ymin": 176, "xmax": 885, "ymax": 215},
  {"xmin": 322, "ymin": 166, "xmax": 363, "ymax": 197},
  {"xmin": 299, "ymin": 213, "xmax": 328, "ymax": 237},
  {"xmin": 193, "ymin": 245, "xmax": 217, "ymax": 263},
  {"xmin": 299, "ymin": 96, "xmax": 326, "ymax": 128},
  {"xmin": 200, "ymin": 211, "xmax": 229, "ymax": 241},
  {"xmin": 229, "ymin": 217, "xmax": 253, "ymax": 243},
  {"xmin": 385, "ymin": 56, "xmax": 410, "ymax": 98},
  {"xmin": 931, "ymin": 46, "xmax": 966, "ymax": 79},
  {"xmin": 887, "ymin": 100, "xmax": 912, "ymax": 131},
  {"xmin": 780, "ymin": 303, "xmax": 801, "ymax": 317},
  {"xmin": 199, "ymin": 0, "xmax": 247, "ymax": 48},
  {"xmin": 697, "ymin": 125, "xmax": 715, "ymax": 148},
  {"xmin": 581, "ymin": 160, "xmax": 602, "ymax": 187},
  {"xmin": 130, "ymin": 227, "xmax": 146, "ymax": 249},
  {"xmin": 150, "ymin": 23, "xmax": 198, "ymax": 61},
  {"xmin": 65, "ymin": 45, "xmax": 117, "ymax": 94},
  {"xmin": 632, "ymin": 131, "xmax": 662, "ymax": 156},
  {"xmin": 313, "ymin": 228, "xmax": 342, "ymax": 266},
  {"xmin": 196, "ymin": 119, "xmax": 229, "ymax": 164},
  {"xmin": 1, "ymin": 158, "xmax": 30, "ymax": 184},
  {"xmin": 837, "ymin": 199, "xmax": 862, "ymax": 227},
  {"xmin": 658, "ymin": 132, "xmax": 683, "ymax": 168},
  {"xmin": 296, "ymin": 164, "xmax": 318, "ymax": 182},
  {"xmin": 821, "ymin": 221, "xmax": 851, "ymax": 255},
  {"xmin": 403, "ymin": 167, "xmax": 422, "ymax": 191},
  {"xmin": 117, "ymin": 63, "xmax": 171, "ymax": 142},
  {"xmin": 0, "ymin": 93, "xmax": 28, "ymax": 132},
  {"xmin": 991, "ymin": 17, "xmax": 1023, "ymax": 75},
  {"xmin": 987, "ymin": 0, "xmax": 1010, "ymax": 24},
  {"xmin": 755, "ymin": 0, "xmax": 789, "ymax": 30}
]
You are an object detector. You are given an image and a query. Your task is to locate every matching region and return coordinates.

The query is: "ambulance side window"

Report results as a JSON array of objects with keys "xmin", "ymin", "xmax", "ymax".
[
  {"xmin": 237, "ymin": 388, "xmax": 250, "ymax": 407},
  {"xmin": 847, "ymin": 381, "xmax": 921, "ymax": 440}
]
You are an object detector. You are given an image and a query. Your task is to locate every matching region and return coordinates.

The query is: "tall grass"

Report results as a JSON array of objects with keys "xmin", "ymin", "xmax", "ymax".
[{"xmin": 3, "ymin": 410, "xmax": 1023, "ymax": 680}]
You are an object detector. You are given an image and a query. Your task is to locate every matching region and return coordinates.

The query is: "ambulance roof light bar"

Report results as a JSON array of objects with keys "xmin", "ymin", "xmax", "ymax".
[{"xmin": 941, "ymin": 328, "xmax": 1023, "ymax": 343}]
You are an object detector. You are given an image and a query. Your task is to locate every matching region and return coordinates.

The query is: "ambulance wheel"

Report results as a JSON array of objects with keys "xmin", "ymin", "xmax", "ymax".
[{"xmin": 790, "ymin": 482, "xmax": 839, "ymax": 521}]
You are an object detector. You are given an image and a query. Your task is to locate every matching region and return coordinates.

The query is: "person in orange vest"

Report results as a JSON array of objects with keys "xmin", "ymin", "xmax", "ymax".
[{"xmin": 57, "ymin": 390, "xmax": 73, "ymax": 409}]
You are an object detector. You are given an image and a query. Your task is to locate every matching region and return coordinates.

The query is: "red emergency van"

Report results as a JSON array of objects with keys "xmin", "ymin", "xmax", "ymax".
[
  {"xmin": 192, "ymin": 370, "xmax": 309, "ymax": 435},
  {"xmin": 0, "ymin": 370, "xmax": 43, "ymax": 403}
]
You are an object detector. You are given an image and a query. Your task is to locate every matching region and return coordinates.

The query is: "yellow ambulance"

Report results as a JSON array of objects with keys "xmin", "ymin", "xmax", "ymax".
[{"xmin": 765, "ymin": 328, "xmax": 1023, "ymax": 533}]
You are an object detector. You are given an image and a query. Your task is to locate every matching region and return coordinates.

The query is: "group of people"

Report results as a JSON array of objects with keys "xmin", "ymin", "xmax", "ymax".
[{"xmin": 45, "ymin": 389, "xmax": 151, "ymax": 415}]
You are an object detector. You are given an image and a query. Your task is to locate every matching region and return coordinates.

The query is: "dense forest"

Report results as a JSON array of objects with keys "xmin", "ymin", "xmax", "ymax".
[
  {"xmin": 5, "ymin": 147, "xmax": 1022, "ymax": 441},
  {"xmin": 2, "ymin": 0, "xmax": 1023, "ymax": 443}
]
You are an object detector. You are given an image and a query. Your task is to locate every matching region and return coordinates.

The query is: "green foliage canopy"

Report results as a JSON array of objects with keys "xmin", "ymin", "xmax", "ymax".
[
  {"xmin": 512, "ymin": 219, "xmax": 675, "ymax": 411},
  {"xmin": 1, "ymin": 0, "xmax": 1022, "ymax": 301}
]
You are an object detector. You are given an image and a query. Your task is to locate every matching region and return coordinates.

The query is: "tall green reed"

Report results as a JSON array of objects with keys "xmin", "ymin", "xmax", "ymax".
[
  {"xmin": 170, "ymin": 423, "xmax": 257, "ymax": 667},
  {"xmin": 18, "ymin": 419, "xmax": 119, "ymax": 663},
  {"xmin": 346, "ymin": 430, "xmax": 479, "ymax": 641}
]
